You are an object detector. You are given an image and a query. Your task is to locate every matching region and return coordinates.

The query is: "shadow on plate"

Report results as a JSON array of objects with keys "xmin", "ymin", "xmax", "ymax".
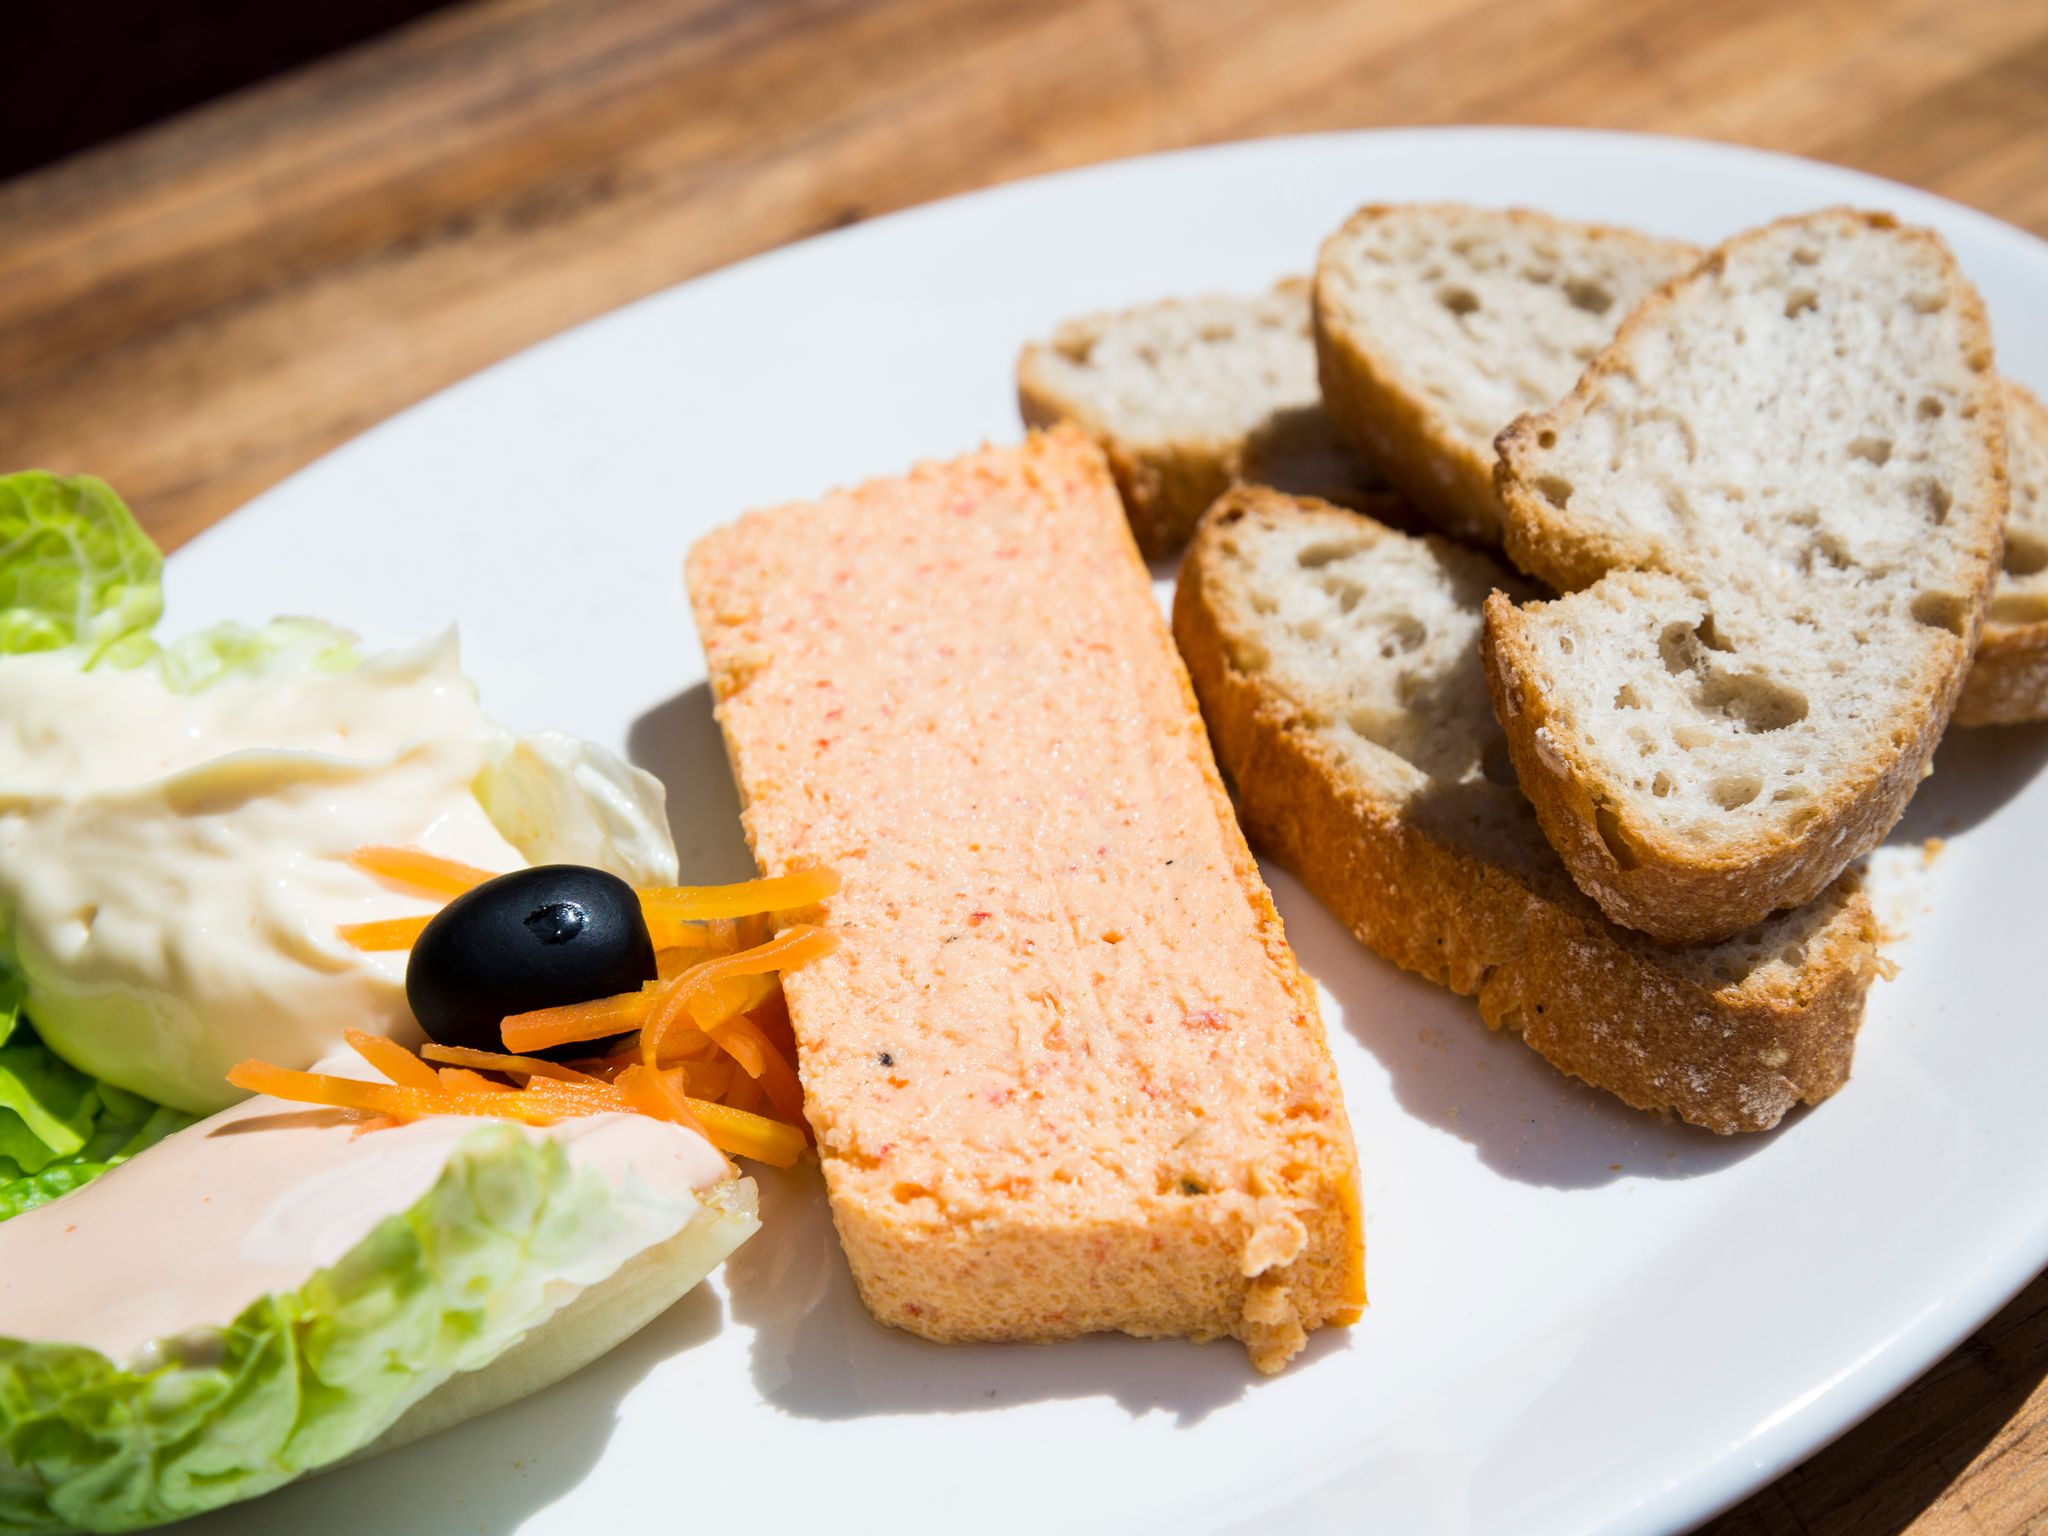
[
  {"xmin": 188, "ymin": 1283, "xmax": 729, "ymax": 1536},
  {"xmin": 627, "ymin": 683, "xmax": 758, "ymax": 882},
  {"xmin": 1884, "ymin": 718, "xmax": 2048, "ymax": 845},
  {"xmin": 724, "ymin": 1160, "xmax": 1327, "ymax": 1427},
  {"xmin": 1267, "ymin": 868, "xmax": 1783, "ymax": 1192}
]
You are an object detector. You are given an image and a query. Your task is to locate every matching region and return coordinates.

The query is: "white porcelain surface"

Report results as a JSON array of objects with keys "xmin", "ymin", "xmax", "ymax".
[{"xmin": 171, "ymin": 129, "xmax": 2048, "ymax": 1536}]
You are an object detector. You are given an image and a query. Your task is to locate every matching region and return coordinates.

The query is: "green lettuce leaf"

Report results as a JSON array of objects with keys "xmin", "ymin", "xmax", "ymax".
[
  {"xmin": 0, "ymin": 476, "xmax": 162, "ymax": 667},
  {"xmin": 0, "ymin": 1128, "xmax": 754, "ymax": 1534},
  {"xmin": 0, "ymin": 971, "xmax": 190, "ymax": 1222},
  {"xmin": 153, "ymin": 617, "xmax": 358, "ymax": 695}
]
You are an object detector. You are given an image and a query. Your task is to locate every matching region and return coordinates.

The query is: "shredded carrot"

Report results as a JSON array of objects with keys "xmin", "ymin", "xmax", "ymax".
[
  {"xmin": 708, "ymin": 1014, "xmax": 807, "ymax": 1126},
  {"xmin": 229, "ymin": 1061, "xmax": 572, "ymax": 1126},
  {"xmin": 642, "ymin": 926, "xmax": 838, "ymax": 1060},
  {"xmin": 723, "ymin": 1074, "xmax": 764, "ymax": 1116},
  {"xmin": 645, "ymin": 917, "xmax": 726, "ymax": 954},
  {"xmin": 344, "ymin": 1029, "xmax": 440, "ymax": 1091},
  {"xmin": 614, "ymin": 1063, "xmax": 712, "ymax": 1140},
  {"xmin": 348, "ymin": 846, "xmax": 498, "ymax": 898},
  {"xmin": 284, "ymin": 864, "xmax": 841, "ymax": 1166},
  {"xmin": 674, "ymin": 1058, "xmax": 736, "ymax": 1101},
  {"xmin": 692, "ymin": 971, "xmax": 778, "ymax": 1033},
  {"xmin": 654, "ymin": 1075, "xmax": 805, "ymax": 1167},
  {"xmin": 500, "ymin": 991, "xmax": 652, "ymax": 1054},
  {"xmin": 653, "ymin": 942, "xmax": 719, "ymax": 979},
  {"xmin": 419, "ymin": 1043, "xmax": 595, "ymax": 1084},
  {"xmin": 748, "ymin": 989, "xmax": 797, "ymax": 1063},
  {"xmin": 337, "ymin": 915, "xmax": 434, "ymax": 952},
  {"xmin": 638, "ymin": 868, "xmax": 840, "ymax": 923}
]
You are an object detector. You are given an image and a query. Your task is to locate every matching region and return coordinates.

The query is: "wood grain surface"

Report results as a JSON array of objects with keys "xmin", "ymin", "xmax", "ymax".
[{"xmin": 3, "ymin": 1, "xmax": 2045, "ymax": 1529}]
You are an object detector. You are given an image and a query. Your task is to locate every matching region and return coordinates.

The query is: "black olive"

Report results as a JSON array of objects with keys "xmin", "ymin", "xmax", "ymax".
[{"xmin": 406, "ymin": 865, "xmax": 656, "ymax": 1060}]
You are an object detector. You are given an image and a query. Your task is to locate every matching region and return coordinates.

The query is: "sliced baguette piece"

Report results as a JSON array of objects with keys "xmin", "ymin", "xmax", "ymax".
[
  {"xmin": 689, "ymin": 429, "xmax": 1364, "ymax": 1372},
  {"xmin": 1017, "ymin": 279, "xmax": 1388, "ymax": 556},
  {"xmin": 1313, "ymin": 204, "xmax": 1699, "ymax": 546},
  {"xmin": 1958, "ymin": 377, "xmax": 2048, "ymax": 725},
  {"xmin": 1174, "ymin": 488, "xmax": 1881, "ymax": 1134},
  {"xmin": 1486, "ymin": 208, "xmax": 2008, "ymax": 944}
]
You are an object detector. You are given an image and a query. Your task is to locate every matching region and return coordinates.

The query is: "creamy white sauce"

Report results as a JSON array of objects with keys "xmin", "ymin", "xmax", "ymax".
[
  {"xmin": 0, "ymin": 1059, "xmax": 731, "ymax": 1362},
  {"xmin": 0, "ymin": 634, "xmax": 527, "ymax": 1113}
]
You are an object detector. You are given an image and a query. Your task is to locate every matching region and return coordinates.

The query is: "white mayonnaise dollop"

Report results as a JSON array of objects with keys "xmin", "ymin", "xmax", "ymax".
[{"xmin": 0, "ymin": 632, "xmax": 675, "ymax": 1114}]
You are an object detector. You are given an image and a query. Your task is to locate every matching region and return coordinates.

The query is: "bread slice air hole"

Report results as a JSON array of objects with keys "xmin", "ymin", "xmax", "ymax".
[
  {"xmin": 1296, "ymin": 540, "xmax": 1368, "ymax": 570},
  {"xmin": 1535, "ymin": 474, "xmax": 1573, "ymax": 508},
  {"xmin": 1377, "ymin": 615, "xmax": 1427, "ymax": 657},
  {"xmin": 1915, "ymin": 478, "xmax": 1954, "ymax": 523},
  {"xmin": 1564, "ymin": 279, "xmax": 1614, "ymax": 315},
  {"xmin": 2004, "ymin": 531, "xmax": 2048, "ymax": 579},
  {"xmin": 1910, "ymin": 591, "xmax": 1970, "ymax": 636},
  {"xmin": 1438, "ymin": 286, "xmax": 1480, "ymax": 317},
  {"xmin": 1784, "ymin": 288, "xmax": 1820, "ymax": 318},
  {"xmin": 1709, "ymin": 773, "xmax": 1763, "ymax": 811},
  {"xmin": 1848, "ymin": 437, "xmax": 1892, "ymax": 466},
  {"xmin": 1317, "ymin": 575, "xmax": 1365, "ymax": 614},
  {"xmin": 1696, "ymin": 672, "xmax": 1808, "ymax": 733}
]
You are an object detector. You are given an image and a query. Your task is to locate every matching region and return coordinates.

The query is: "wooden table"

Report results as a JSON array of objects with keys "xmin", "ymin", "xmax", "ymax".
[{"xmin": 3, "ymin": 0, "xmax": 2044, "ymax": 1528}]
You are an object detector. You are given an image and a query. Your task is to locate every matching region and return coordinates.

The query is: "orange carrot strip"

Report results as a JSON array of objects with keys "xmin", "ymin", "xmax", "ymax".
[
  {"xmin": 734, "ymin": 911, "xmax": 769, "ymax": 950},
  {"xmin": 419, "ymin": 1044, "xmax": 596, "ymax": 1084},
  {"xmin": 344, "ymin": 1029, "xmax": 440, "ymax": 1091},
  {"xmin": 438, "ymin": 1066, "xmax": 499, "ymax": 1091},
  {"xmin": 646, "ymin": 927, "xmax": 838, "ymax": 1060},
  {"xmin": 337, "ymin": 915, "xmax": 433, "ymax": 952},
  {"xmin": 675, "ymin": 1058, "xmax": 736, "ymax": 1101},
  {"xmin": 655, "ymin": 945, "xmax": 718, "ymax": 981},
  {"xmin": 637, "ymin": 868, "xmax": 839, "ymax": 922},
  {"xmin": 615, "ymin": 1064, "xmax": 713, "ymax": 1144},
  {"xmin": 657, "ymin": 1077, "xmax": 805, "ymax": 1167},
  {"xmin": 499, "ymin": 1075, "xmax": 624, "ymax": 1109},
  {"xmin": 724, "ymin": 1074, "xmax": 764, "ymax": 1115},
  {"xmin": 707, "ymin": 1013, "xmax": 807, "ymax": 1126},
  {"xmin": 228, "ymin": 1061, "xmax": 574, "ymax": 1125},
  {"xmin": 348, "ymin": 845, "xmax": 497, "ymax": 898},
  {"xmin": 691, "ymin": 972, "xmax": 777, "ymax": 1036},
  {"xmin": 501, "ymin": 990, "xmax": 652, "ymax": 1054},
  {"xmin": 748, "ymin": 990, "xmax": 797, "ymax": 1062},
  {"xmin": 647, "ymin": 918, "xmax": 720, "ymax": 954}
]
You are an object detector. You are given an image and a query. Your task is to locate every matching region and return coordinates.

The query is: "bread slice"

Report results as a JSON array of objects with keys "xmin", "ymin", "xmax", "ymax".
[
  {"xmin": 1958, "ymin": 377, "xmax": 2048, "ymax": 725},
  {"xmin": 1173, "ymin": 488, "xmax": 1881, "ymax": 1134},
  {"xmin": 1017, "ymin": 279, "xmax": 1387, "ymax": 556},
  {"xmin": 1485, "ymin": 209, "xmax": 2008, "ymax": 944},
  {"xmin": 1313, "ymin": 204, "xmax": 1699, "ymax": 546},
  {"xmin": 688, "ymin": 429, "xmax": 1364, "ymax": 1373}
]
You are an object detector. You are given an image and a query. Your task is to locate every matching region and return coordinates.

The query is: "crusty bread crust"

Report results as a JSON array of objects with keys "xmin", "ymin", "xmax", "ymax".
[
  {"xmin": 1959, "ymin": 619, "xmax": 2048, "ymax": 725},
  {"xmin": 1176, "ymin": 491, "xmax": 1880, "ymax": 1134},
  {"xmin": 689, "ymin": 430, "xmax": 1363, "ymax": 1372},
  {"xmin": 1488, "ymin": 209, "xmax": 2009, "ymax": 943},
  {"xmin": 1313, "ymin": 204, "xmax": 1699, "ymax": 548},
  {"xmin": 1958, "ymin": 379, "xmax": 2048, "ymax": 726}
]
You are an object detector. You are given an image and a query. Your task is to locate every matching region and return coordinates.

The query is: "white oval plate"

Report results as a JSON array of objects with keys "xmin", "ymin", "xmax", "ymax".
[{"xmin": 174, "ymin": 129, "xmax": 2048, "ymax": 1536}]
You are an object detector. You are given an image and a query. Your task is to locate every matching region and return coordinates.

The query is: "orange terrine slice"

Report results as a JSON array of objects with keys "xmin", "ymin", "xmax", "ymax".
[{"xmin": 687, "ymin": 428, "xmax": 1364, "ymax": 1370}]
